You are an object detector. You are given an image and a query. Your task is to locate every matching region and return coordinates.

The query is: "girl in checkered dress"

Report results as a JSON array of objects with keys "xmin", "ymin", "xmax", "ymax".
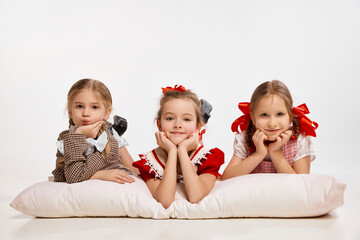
[
  {"xmin": 132, "ymin": 85, "xmax": 224, "ymax": 208},
  {"xmin": 52, "ymin": 79, "xmax": 138, "ymax": 184},
  {"xmin": 222, "ymin": 80, "xmax": 318, "ymax": 180}
]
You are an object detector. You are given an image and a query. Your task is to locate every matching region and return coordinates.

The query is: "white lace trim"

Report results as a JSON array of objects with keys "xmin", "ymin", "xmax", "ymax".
[
  {"xmin": 190, "ymin": 147, "xmax": 211, "ymax": 167},
  {"xmin": 140, "ymin": 146, "xmax": 211, "ymax": 180},
  {"xmin": 139, "ymin": 153, "xmax": 163, "ymax": 180}
]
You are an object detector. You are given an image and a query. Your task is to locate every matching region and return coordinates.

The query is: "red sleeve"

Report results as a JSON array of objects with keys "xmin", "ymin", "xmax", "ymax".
[
  {"xmin": 197, "ymin": 148, "xmax": 224, "ymax": 178},
  {"xmin": 132, "ymin": 157, "xmax": 156, "ymax": 182}
]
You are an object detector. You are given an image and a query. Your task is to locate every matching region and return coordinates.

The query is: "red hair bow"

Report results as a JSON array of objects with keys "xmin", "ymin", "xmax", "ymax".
[
  {"xmin": 161, "ymin": 85, "xmax": 186, "ymax": 93},
  {"xmin": 292, "ymin": 104, "xmax": 318, "ymax": 137},
  {"xmin": 231, "ymin": 102, "xmax": 251, "ymax": 133},
  {"xmin": 199, "ymin": 129, "xmax": 206, "ymax": 141}
]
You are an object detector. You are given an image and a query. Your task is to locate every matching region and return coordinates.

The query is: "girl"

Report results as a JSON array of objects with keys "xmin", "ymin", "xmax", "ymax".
[
  {"xmin": 52, "ymin": 78, "xmax": 138, "ymax": 184},
  {"xmin": 222, "ymin": 80, "xmax": 318, "ymax": 180},
  {"xmin": 132, "ymin": 85, "xmax": 224, "ymax": 208}
]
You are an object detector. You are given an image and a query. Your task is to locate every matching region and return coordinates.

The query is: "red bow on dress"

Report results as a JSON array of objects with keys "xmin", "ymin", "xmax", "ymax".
[
  {"xmin": 292, "ymin": 104, "xmax": 318, "ymax": 137},
  {"xmin": 161, "ymin": 85, "xmax": 186, "ymax": 93},
  {"xmin": 231, "ymin": 102, "xmax": 251, "ymax": 133}
]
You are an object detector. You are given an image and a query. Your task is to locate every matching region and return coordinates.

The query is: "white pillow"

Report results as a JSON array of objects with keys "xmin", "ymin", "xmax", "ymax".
[{"xmin": 10, "ymin": 174, "xmax": 345, "ymax": 218}]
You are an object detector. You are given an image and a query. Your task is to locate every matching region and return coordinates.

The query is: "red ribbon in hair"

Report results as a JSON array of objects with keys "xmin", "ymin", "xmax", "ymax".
[
  {"xmin": 292, "ymin": 104, "xmax": 318, "ymax": 137},
  {"xmin": 161, "ymin": 85, "xmax": 186, "ymax": 93},
  {"xmin": 199, "ymin": 129, "xmax": 206, "ymax": 141},
  {"xmin": 231, "ymin": 102, "xmax": 318, "ymax": 137},
  {"xmin": 231, "ymin": 102, "xmax": 251, "ymax": 133}
]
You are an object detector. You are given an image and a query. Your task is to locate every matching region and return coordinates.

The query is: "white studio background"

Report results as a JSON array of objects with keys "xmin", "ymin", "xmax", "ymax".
[{"xmin": 0, "ymin": 0, "xmax": 359, "ymax": 197}]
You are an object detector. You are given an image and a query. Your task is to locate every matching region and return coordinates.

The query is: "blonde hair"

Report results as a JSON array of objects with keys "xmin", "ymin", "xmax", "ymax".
[
  {"xmin": 67, "ymin": 78, "xmax": 112, "ymax": 127},
  {"xmin": 58, "ymin": 79, "xmax": 113, "ymax": 166},
  {"xmin": 246, "ymin": 80, "xmax": 300, "ymax": 150},
  {"xmin": 156, "ymin": 89, "xmax": 205, "ymax": 127}
]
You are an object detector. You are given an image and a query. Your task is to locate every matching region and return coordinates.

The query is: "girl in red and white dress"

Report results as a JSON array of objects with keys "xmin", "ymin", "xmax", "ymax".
[
  {"xmin": 132, "ymin": 85, "xmax": 224, "ymax": 208},
  {"xmin": 222, "ymin": 80, "xmax": 318, "ymax": 180}
]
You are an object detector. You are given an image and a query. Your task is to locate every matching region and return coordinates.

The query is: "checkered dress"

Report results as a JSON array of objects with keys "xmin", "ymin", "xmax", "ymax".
[
  {"xmin": 52, "ymin": 128, "xmax": 122, "ymax": 183},
  {"xmin": 250, "ymin": 140, "xmax": 297, "ymax": 173},
  {"xmin": 233, "ymin": 132, "xmax": 300, "ymax": 173}
]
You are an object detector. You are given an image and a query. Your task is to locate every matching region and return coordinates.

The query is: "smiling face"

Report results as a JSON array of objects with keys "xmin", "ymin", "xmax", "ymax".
[
  {"xmin": 157, "ymin": 98, "xmax": 199, "ymax": 146},
  {"xmin": 69, "ymin": 89, "xmax": 111, "ymax": 127},
  {"xmin": 251, "ymin": 94, "xmax": 291, "ymax": 141}
]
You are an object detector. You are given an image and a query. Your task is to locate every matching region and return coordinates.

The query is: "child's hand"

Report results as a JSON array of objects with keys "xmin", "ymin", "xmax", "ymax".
[
  {"xmin": 268, "ymin": 130, "xmax": 292, "ymax": 152},
  {"xmin": 155, "ymin": 131, "xmax": 177, "ymax": 153},
  {"xmin": 178, "ymin": 130, "xmax": 200, "ymax": 152},
  {"xmin": 252, "ymin": 129, "xmax": 268, "ymax": 158},
  {"xmin": 75, "ymin": 121, "xmax": 104, "ymax": 138},
  {"xmin": 90, "ymin": 169, "xmax": 135, "ymax": 184}
]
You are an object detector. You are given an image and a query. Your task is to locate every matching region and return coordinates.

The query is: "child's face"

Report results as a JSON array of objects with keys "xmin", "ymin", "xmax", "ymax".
[
  {"xmin": 157, "ymin": 98, "xmax": 199, "ymax": 146},
  {"xmin": 251, "ymin": 94, "xmax": 291, "ymax": 141},
  {"xmin": 69, "ymin": 89, "xmax": 111, "ymax": 127}
]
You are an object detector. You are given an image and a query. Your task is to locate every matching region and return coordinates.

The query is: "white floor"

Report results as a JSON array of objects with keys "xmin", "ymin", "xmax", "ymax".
[{"xmin": 1, "ymin": 171, "xmax": 359, "ymax": 240}]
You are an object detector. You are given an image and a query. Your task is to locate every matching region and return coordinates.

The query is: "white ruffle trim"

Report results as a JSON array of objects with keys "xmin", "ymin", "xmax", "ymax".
[
  {"xmin": 191, "ymin": 149, "xmax": 211, "ymax": 166},
  {"xmin": 139, "ymin": 154, "xmax": 163, "ymax": 180}
]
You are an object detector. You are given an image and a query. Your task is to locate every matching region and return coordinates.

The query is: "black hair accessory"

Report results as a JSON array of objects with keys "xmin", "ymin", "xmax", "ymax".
[
  {"xmin": 111, "ymin": 115, "xmax": 128, "ymax": 136},
  {"xmin": 200, "ymin": 99, "xmax": 213, "ymax": 124}
]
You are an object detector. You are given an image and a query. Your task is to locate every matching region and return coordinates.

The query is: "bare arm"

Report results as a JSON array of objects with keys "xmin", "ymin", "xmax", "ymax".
[
  {"xmin": 268, "ymin": 131, "xmax": 310, "ymax": 174},
  {"xmin": 90, "ymin": 169, "xmax": 135, "ymax": 183},
  {"xmin": 119, "ymin": 146, "xmax": 139, "ymax": 175},
  {"xmin": 176, "ymin": 131, "xmax": 216, "ymax": 203},
  {"xmin": 221, "ymin": 153, "xmax": 264, "ymax": 180},
  {"xmin": 270, "ymin": 151, "xmax": 310, "ymax": 174},
  {"xmin": 178, "ymin": 145, "xmax": 216, "ymax": 203},
  {"xmin": 222, "ymin": 130, "xmax": 268, "ymax": 180},
  {"xmin": 145, "ymin": 132, "xmax": 178, "ymax": 208},
  {"xmin": 293, "ymin": 156, "xmax": 311, "ymax": 173},
  {"xmin": 146, "ymin": 149, "xmax": 177, "ymax": 208}
]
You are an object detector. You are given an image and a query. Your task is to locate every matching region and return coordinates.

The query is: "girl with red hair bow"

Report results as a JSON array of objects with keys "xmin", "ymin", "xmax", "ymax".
[
  {"xmin": 132, "ymin": 85, "xmax": 224, "ymax": 208},
  {"xmin": 222, "ymin": 80, "xmax": 318, "ymax": 180}
]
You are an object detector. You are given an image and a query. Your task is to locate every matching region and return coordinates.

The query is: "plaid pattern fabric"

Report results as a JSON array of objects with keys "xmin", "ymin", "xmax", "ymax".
[
  {"xmin": 52, "ymin": 128, "xmax": 121, "ymax": 183},
  {"xmin": 251, "ymin": 140, "xmax": 297, "ymax": 173}
]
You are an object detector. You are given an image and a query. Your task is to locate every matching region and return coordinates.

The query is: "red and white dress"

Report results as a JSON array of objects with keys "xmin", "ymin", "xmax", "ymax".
[
  {"xmin": 133, "ymin": 145, "xmax": 224, "ymax": 182},
  {"xmin": 233, "ymin": 132, "xmax": 315, "ymax": 173}
]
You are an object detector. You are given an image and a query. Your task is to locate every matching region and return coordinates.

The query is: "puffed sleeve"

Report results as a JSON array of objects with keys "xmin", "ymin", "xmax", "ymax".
[
  {"xmin": 294, "ymin": 134, "xmax": 316, "ymax": 162},
  {"xmin": 132, "ymin": 157, "xmax": 156, "ymax": 182},
  {"xmin": 197, "ymin": 148, "xmax": 225, "ymax": 177},
  {"xmin": 233, "ymin": 132, "xmax": 248, "ymax": 159}
]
